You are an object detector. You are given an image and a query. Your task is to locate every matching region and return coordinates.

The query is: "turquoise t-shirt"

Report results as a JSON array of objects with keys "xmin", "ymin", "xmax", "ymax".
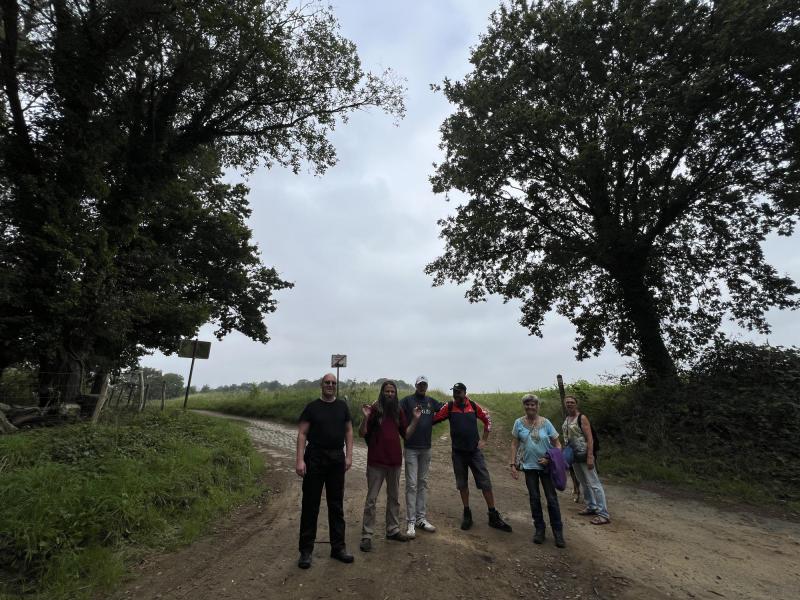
[{"xmin": 512, "ymin": 417, "xmax": 558, "ymax": 470}]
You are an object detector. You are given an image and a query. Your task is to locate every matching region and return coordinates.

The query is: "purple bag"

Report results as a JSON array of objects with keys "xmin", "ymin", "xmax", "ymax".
[{"xmin": 545, "ymin": 447, "xmax": 567, "ymax": 491}]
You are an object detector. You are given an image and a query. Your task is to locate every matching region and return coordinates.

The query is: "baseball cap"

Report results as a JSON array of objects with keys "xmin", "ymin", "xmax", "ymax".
[
  {"xmin": 415, "ymin": 375, "xmax": 429, "ymax": 385},
  {"xmin": 450, "ymin": 382, "xmax": 467, "ymax": 391}
]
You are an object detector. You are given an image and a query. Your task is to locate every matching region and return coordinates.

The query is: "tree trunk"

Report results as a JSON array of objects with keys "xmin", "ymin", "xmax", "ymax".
[
  {"xmin": 90, "ymin": 371, "xmax": 107, "ymax": 394},
  {"xmin": 37, "ymin": 349, "xmax": 85, "ymax": 406},
  {"xmin": 616, "ymin": 268, "xmax": 678, "ymax": 382}
]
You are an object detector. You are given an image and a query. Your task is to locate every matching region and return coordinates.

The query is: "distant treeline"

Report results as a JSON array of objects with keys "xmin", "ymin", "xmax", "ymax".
[
  {"xmin": 197, "ymin": 377, "xmax": 414, "ymax": 395},
  {"xmin": 0, "ymin": 367, "xmax": 415, "ymax": 405}
]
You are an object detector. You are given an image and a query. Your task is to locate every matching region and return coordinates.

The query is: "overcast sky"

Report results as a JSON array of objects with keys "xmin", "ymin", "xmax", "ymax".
[{"xmin": 142, "ymin": 1, "xmax": 800, "ymax": 393}]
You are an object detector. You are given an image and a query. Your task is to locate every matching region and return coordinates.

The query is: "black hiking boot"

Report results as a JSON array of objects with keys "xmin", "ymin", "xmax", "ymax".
[
  {"xmin": 298, "ymin": 550, "xmax": 312, "ymax": 569},
  {"xmin": 460, "ymin": 506, "xmax": 473, "ymax": 530},
  {"xmin": 488, "ymin": 509, "xmax": 512, "ymax": 532},
  {"xmin": 554, "ymin": 529, "xmax": 566, "ymax": 548},
  {"xmin": 330, "ymin": 548, "xmax": 354, "ymax": 563},
  {"xmin": 533, "ymin": 528, "xmax": 545, "ymax": 544}
]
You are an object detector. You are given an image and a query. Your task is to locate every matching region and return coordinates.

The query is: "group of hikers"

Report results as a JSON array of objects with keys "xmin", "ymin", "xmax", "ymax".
[{"xmin": 294, "ymin": 373, "xmax": 610, "ymax": 569}]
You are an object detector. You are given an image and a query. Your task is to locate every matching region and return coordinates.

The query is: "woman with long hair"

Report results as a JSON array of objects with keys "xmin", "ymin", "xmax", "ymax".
[{"xmin": 358, "ymin": 380, "xmax": 420, "ymax": 552}]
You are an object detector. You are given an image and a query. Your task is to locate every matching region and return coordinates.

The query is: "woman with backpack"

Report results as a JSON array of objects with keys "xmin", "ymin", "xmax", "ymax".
[{"xmin": 562, "ymin": 395, "xmax": 611, "ymax": 525}]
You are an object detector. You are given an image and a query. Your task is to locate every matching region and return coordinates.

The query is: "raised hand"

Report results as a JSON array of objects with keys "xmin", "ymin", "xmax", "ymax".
[{"xmin": 361, "ymin": 404, "xmax": 372, "ymax": 418}]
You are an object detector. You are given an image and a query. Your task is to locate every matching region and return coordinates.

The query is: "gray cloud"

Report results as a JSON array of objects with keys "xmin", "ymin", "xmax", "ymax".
[{"xmin": 142, "ymin": 1, "xmax": 799, "ymax": 392}]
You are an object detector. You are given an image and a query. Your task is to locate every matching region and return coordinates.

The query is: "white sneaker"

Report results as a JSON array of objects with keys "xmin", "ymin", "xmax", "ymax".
[
  {"xmin": 405, "ymin": 522, "xmax": 416, "ymax": 539},
  {"xmin": 416, "ymin": 519, "xmax": 436, "ymax": 533}
]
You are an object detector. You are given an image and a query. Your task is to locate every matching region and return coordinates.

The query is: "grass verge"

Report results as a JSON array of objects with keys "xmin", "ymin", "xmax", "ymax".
[{"xmin": 0, "ymin": 410, "xmax": 264, "ymax": 600}]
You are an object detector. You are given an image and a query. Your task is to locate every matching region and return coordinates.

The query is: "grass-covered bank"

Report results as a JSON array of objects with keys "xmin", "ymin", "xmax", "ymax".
[{"xmin": 0, "ymin": 411, "xmax": 264, "ymax": 600}]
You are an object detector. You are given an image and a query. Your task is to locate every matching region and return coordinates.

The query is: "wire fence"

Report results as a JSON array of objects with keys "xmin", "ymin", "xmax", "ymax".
[{"xmin": 1, "ymin": 371, "xmax": 173, "ymax": 431}]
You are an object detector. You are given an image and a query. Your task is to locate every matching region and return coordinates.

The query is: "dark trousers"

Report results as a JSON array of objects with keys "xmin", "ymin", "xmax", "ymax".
[
  {"xmin": 299, "ymin": 448, "xmax": 346, "ymax": 553},
  {"xmin": 524, "ymin": 468, "xmax": 563, "ymax": 532}
]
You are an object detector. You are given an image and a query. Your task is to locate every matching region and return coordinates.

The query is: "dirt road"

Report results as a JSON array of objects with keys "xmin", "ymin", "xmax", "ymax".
[{"xmin": 113, "ymin": 413, "xmax": 800, "ymax": 600}]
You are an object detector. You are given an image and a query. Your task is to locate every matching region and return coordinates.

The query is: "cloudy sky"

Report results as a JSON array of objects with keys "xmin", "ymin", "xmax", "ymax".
[{"xmin": 142, "ymin": 1, "xmax": 800, "ymax": 393}]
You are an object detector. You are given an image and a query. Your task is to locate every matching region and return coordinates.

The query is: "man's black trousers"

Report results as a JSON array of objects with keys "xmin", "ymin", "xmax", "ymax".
[{"xmin": 298, "ymin": 447, "xmax": 346, "ymax": 553}]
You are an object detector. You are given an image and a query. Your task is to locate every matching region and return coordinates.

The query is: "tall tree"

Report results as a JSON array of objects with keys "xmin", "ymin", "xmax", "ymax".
[
  {"xmin": 429, "ymin": 0, "xmax": 799, "ymax": 381},
  {"xmin": 0, "ymin": 0, "xmax": 404, "ymax": 401}
]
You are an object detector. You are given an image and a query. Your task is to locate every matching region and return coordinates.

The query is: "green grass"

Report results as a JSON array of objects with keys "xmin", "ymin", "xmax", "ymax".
[
  {"xmin": 178, "ymin": 383, "xmax": 570, "ymax": 427},
  {"xmin": 598, "ymin": 442, "xmax": 800, "ymax": 513},
  {"xmin": 0, "ymin": 410, "xmax": 264, "ymax": 600}
]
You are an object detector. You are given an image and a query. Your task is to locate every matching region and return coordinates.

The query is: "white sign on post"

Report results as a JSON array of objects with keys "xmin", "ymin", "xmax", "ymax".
[{"xmin": 330, "ymin": 354, "xmax": 347, "ymax": 368}]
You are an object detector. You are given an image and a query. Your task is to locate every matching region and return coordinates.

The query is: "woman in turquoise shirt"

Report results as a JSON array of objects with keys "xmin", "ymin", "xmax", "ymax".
[{"xmin": 509, "ymin": 394, "xmax": 565, "ymax": 548}]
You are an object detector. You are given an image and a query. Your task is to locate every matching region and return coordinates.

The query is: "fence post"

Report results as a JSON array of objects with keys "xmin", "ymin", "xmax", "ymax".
[
  {"xmin": 137, "ymin": 372, "xmax": 145, "ymax": 412},
  {"xmin": 160, "ymin": 381, "xmax": 166, "ymax": 411},
  {"xmin": 91, "ymin": 374, "xmax": 111, "ymax": 425}
]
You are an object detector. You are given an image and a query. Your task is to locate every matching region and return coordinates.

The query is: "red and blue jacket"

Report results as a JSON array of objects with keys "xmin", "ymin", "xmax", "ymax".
[{"xmin": 433, "ymin": 396, "xmax": 492, "ymax": 452}]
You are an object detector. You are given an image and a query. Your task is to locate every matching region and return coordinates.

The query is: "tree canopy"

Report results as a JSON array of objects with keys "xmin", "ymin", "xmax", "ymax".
[
  {"xmin": 0, "ymin": 0, "xmax": 404, "ymax": 397},
  {"xmin": 429, "ymin": 0, "xmax": 800, "ymax": 380}
]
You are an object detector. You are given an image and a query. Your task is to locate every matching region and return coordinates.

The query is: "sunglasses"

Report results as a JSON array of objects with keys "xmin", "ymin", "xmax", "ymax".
[{"xmin": 322, "ymin": 381, "xmax": 336, "ymax": 385}]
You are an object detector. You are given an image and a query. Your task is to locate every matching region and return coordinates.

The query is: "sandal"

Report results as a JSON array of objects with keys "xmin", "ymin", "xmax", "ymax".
[
  {"xmin": 590, "ymin": 516, "xmax": 611, "ymax": 525},
  {"xmin": 578, "ymin": 508, "xmax": 597, "ymax": 516}
]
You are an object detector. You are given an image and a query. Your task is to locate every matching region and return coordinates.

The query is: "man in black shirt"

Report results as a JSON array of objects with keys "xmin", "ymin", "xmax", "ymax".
[{"xmin": 296, "ymin": 373, "xmax": 354, "ymax": 568}]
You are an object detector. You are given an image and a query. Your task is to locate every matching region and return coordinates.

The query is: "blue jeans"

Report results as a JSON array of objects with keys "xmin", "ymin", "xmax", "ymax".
[
  {"xmin": 524, "ymin": 469, "xmax": 563, "ymax": 532},
  {"xmin": 572, "ymin": 461, "xmax": 610, "ymax": 519}
]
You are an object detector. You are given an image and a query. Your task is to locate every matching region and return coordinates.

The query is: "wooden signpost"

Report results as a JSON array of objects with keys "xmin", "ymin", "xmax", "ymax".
[
  {"xmin": 330, "ymin": 354, "xmax": 347, "ymax": 398},
  {"xmin": 179, "ymin": 339, "xmax": 212, "ymax": 409}
]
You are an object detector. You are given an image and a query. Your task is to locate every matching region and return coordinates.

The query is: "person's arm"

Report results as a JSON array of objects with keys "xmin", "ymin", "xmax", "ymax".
[
  {"xmin": 296, "ymin": 421, "xmax": 310, "ymax": 476},
  {"xmin": 403, "ymin": 405, "xmax": 423, "ymax": 439},
  {"xmin": 537, "ymin": 420, "xmax": 559, "ymax": 465},
  {"xmin": 431, "ymin": 402, "xmax": 449, "ymax": 424},
  {"xmin": 475, "ymin": 402, "xmax": 492, "ymax": 449},
  {"xmin": 359, "ymin": 404, "xmax": 372, "ymax": 438},
  {"xmin": 579, "ymin": 414, "xmax": 595, "ymax": 470},
  {"xmin": 509, "ymin": 434, "xmax": 520, "ymax": 480},
  {"xmin": 345, "ymin": 421, "xmax": 354, "ymax": 471}
]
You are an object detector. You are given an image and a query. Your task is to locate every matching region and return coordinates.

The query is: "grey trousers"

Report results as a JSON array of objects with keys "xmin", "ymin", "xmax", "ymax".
[
  {"xmin": 361, "ymin": 464, "xmax": 401, "ymax": 539},
  {"xmin": 404, "ymin": 447, "xmax": 432, "ymax": 524}
]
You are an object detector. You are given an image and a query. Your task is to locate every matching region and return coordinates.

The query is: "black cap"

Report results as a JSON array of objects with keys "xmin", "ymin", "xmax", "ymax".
[{"xmin": 450, "ymin": 382, "xmax": 467, "ymax": 391}]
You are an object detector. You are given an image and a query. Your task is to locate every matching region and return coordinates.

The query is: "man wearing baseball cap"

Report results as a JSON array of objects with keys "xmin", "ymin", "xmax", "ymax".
[
  {"xmin": 432, "ymin": 382, "xmax": 512, "ymax": 532},
  {"xmin": 400, "ymin": 376, "xmax": 444, "ymax": 538}
]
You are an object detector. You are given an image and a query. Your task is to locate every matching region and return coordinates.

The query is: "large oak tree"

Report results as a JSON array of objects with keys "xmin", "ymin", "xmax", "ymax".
[
  {"xmin": 429, "ymin": 0, "xmax": 799, "ymax": 381},
  {"xmin": 0, "ymin": 0, "xmax": 404, "ymax": 401}
]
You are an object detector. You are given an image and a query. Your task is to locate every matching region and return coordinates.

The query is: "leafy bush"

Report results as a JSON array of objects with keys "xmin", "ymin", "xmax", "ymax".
[
  {"xmin": 0, "ymin": 367, "xmax": 38, "ymax": 406},
  {"xmin": 585, "ymin": 342, "xmax": 800, "ymax": 505},
  {"xmin": 0, "ymin": 411, "xmax": 264, "ymax": 599}
]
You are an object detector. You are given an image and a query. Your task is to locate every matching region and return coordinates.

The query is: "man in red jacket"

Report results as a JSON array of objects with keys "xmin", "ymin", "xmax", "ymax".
[{"xmin": 433, "ymin": 382, "xmax": 512, "ymax": 532}]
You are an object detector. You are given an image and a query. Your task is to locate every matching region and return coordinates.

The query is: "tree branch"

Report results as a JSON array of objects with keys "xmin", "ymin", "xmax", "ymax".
[{"xmin": 0, "ymin": 0, "xmax": 36, "ymax": 167}]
